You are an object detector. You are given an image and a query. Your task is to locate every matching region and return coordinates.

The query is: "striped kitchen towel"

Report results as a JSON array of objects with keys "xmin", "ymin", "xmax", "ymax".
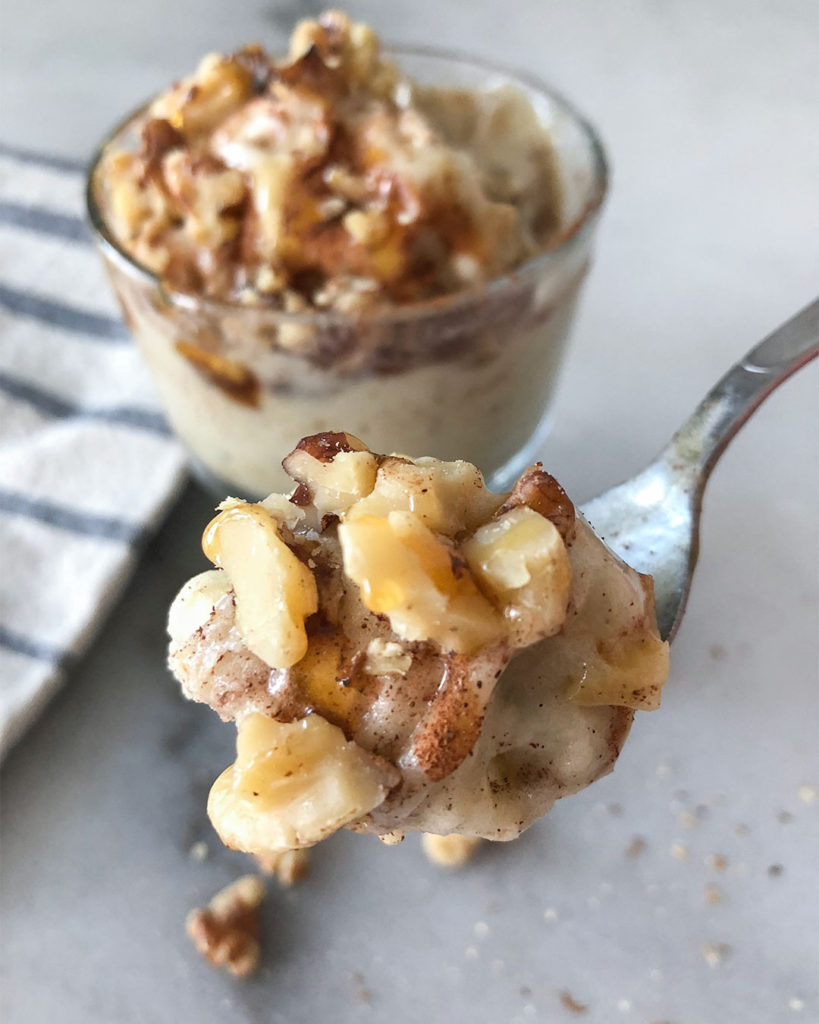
[{"xmin": 0, "ymin": 143, "xmax": 187, "ymax": 756}]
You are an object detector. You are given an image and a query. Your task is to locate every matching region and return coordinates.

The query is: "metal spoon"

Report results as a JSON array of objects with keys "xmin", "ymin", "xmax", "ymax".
[{"xmin": 580, "ymin": 299, "xmax": 819, "ymax": 642}]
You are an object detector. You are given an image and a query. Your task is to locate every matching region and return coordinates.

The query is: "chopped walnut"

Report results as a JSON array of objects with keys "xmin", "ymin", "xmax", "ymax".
[
  {"xmin": 185, "ymin": 875, "xmax": 266, "ymax": 978},
  {"xmin": 208, "ymin": 713, "xmax": 397, "ymax": 855},
  {"xmin": 94, "ymin": 12, "xmax": 562, "ymax": 305}
]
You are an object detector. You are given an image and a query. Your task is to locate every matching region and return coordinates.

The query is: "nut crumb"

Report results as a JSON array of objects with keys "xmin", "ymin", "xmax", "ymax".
[
  {"xmin": 559, "ymin": 990, "xmax": 588, "ymax": 1014},
  {"xmin": 625, "ymin": 836, "xmax": 646, "ymax": 858},
  {"xmin": 767, "ymin": 863, "xmax": 784, "ymax": 878},
  {"xmin": 253, "ymin": 848, "xmax": 310, "ymax": 886},
  {"xmin": 422, "ymin": 833, "xmax": 482, "ymax": 868},
  {"xmin": 733, "ymin": 822, "xmax": 750, "ymax": 836},
  {"xmin": 363, "ymin": 637, "xmax": 412, "ymax": 676},
  {"xmin": 677, "ymin": 811, "xmax": 697, "ymax": 830},
  {"xmin": 185, "ymin": 875, "xmax": 266, "ymax": 978},
  {"xmin": 704, "ymin": 884, "xmax": 722, "ymax": 905},
  {"xmin": 778, "ymin": 810, "xmax": 794, "ymax": 824},
  {"xmin": 701, "ymin": 942, "xmax": 732, "ymax": 968},
  {"xmin": 670, "ymin": 842, "xmax": 689, "ymax": 860},
  {"xmin": 797, "ymin": 785, "xmax": 817, "ymax": 805},
  {"xmin": 351, "ymin": 971, "xmax": 372, "ymax": 1004},
  {"xmin": 705, "ymin": 853, "xmax": 728, "ymax": 872},
  {"xmin": 789, "ymin": 997, "xmax": 805, "ymax": 1012}
]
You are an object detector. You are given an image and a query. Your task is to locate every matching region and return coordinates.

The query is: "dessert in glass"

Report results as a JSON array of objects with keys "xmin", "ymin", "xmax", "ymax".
[
  {"xmin": 87, "ymin": 12, "xmax": 608, "ymax": 496},
  {"xmin": 168, "ymin": 433, "xmax": 669, "ymax": 850}
]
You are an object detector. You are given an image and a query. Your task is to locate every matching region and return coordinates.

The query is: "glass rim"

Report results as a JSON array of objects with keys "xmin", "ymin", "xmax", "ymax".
[{"xmin": 85, "ymin": 42, "xmax": 609, "ymax": 327}]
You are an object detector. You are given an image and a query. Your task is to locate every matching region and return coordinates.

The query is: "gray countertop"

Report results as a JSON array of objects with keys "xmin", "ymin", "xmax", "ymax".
[{"xmin": 2, "ymin": 2, "xmax": 817, "ymax": 1022}]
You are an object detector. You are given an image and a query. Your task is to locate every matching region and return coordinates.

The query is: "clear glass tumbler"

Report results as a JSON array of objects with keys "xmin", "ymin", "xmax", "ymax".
[{"xmin": 87, "ymin": 47, "xmax": 607, "ymax": 498}]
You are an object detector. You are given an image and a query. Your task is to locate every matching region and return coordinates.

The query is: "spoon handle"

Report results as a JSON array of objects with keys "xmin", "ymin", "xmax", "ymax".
[{"xmin": 661, "ymin": 298, "xmax": 819, "ymax": 487}]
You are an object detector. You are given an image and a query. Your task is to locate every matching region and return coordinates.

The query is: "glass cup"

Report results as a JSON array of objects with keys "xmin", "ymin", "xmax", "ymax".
[{"xmin": 87, "ymin": 47, "xmax": 607, "ymax": 498}]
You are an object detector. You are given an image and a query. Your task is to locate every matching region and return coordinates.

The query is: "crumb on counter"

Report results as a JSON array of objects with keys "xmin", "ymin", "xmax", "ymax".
[
  {"xmin": 559, "ymin": 989, "xmax": 588, "ymax": 1014},
  {"xmin": 701, "ymin": 942, "xmax": 732, "ymax": 968},
  {"xmin": 351, "ymin": 970, "xmax": 372, "ymax": 1004},
  {"xmin": 704, "ymin": 884, "xmax": 722, "ymax": 906},
  {"xmin": 422, "ymin": 833, "xmax": 482, "ymax": 868},
  {"xmin": 185, "ymin": 875, "xmax": 266, "ymax": 978},
  {"xmin": 705, "ymin": 853, "xmax": 728, "ymax": 872},
  {"xmin": 625, "ymin": 836, "xmax": 646, "ymax": 858}
]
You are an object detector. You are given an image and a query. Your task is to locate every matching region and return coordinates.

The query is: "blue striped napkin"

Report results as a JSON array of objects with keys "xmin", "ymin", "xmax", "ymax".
[{"xmin": 0, "ymin": 144, "xmax": 187, "ymax": 755}]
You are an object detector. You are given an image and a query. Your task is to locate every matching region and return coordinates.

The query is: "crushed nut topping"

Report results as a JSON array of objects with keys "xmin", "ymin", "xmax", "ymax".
[{"xmin": 94, "ymin": 11, "xmax": 562, "ymax": 308}]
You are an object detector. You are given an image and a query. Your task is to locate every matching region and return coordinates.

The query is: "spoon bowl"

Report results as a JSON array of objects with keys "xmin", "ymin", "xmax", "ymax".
[{"xmin": 581, "ymin": 299, "xmax": 819, "ymax": 641}]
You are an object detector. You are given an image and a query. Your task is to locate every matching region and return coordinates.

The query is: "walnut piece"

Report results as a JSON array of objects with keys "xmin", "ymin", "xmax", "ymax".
[
  {"xmin": 339, "ymin": 510, "xmax": 504, "ymax": 654},
  {"xmin": 463, "ymin": 505, "xmax": 571, "ymax": 646},
  {"xmin": 208, "ymin": 712, "xmax": 398, "ymax": 855},
  {"xmin": 185, "ymin": 875, "xmax": 266, "ymax": 978},
  {"xmin": 202, "ymin": 502, "xmax": 318, "ymax": 669}
]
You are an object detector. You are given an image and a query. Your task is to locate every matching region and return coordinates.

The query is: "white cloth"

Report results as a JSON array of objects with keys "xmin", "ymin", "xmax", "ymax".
[{"xmin": 0, "ymin": 145, "xmax": 187, "ymax": 755}]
